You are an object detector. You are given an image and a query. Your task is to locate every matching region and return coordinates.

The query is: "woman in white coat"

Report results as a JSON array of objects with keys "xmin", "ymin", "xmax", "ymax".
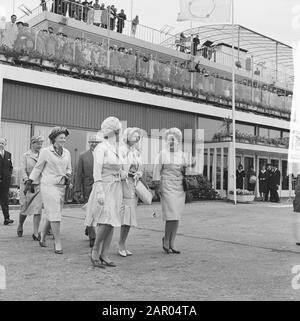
[
  {"xmin": 153, "ymin": 128, "xmax": 188, "ymax": 254},
  {"xmin": 25, "ymin": 127, "xmax": 72, "ymax": 254},
  {"xmin": 118, "ymin": 127, "xmax": 143, "ymax": 257},
  {"xmin": 85, "ymin": 117, "xmax": 126, "ymax": 268}
]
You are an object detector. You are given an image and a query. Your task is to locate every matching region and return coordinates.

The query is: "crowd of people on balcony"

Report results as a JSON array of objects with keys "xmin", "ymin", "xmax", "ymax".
[
  {"xmin": 39, "ymin": 0, "xmax": 139, "ymax": 36},
  {"xmin": 0, "ymin": 15, "xmax": 293, "ymax": 114}
]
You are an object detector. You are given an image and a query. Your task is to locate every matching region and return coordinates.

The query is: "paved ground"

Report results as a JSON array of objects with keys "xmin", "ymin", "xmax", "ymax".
[{"xmin": 0, "ymin": 200, "xmax": 300, "ymax": 301}]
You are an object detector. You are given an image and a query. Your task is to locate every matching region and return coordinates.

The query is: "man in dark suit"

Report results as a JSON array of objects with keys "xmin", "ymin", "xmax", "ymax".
[
  {"xmin": 0, "ymin": 138, "xmax": 14, "ymax": 225},
  {"xmin": 192, "ymin": 35, "xmax": 200, "ymax": 56},
  {"xmin": 269, "ymin": 165, "xmax": 281, "ymax": 203},
  {"xmin": 74, "ymin": 134, "xmax": 102, "ymax": 246}
]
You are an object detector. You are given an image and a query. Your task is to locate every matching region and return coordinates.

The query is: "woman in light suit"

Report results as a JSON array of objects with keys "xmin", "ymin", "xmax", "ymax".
[
  {"xmin": 153, "ymin": 128, "xmax": 188, "ymax": 254},
  {"xmin": 85, "ymin": 117, "xmax": 126, "ymax": 268},
  {"xmin": 119, "ymin": 128, "xmax": 143, "ymax": 257},
  {"xmin": 25, "ymin": 127, "xmax": 72, "ymax": 254},
  {"xmin": 17, "ymin": 136, "xmax": 44, "ymax": 240}
]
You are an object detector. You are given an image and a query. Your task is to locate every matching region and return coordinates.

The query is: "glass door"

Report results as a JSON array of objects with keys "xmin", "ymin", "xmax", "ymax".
[
  {"xmin": 244, "ymin": 156, "xmax": 255, "ymax": 190},
  {"xmin": 258, "ymin": 158, "xmax": 268, "ymax": 170},
  {"xmin": 281, "ymin": 160, "xmax": 289, "ymax": 191}
]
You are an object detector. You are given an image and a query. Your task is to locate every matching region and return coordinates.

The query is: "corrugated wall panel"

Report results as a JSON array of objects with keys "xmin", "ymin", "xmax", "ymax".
[{"xmin": 2, "ymin": 80, "xmax": 196, "ymax": 134}]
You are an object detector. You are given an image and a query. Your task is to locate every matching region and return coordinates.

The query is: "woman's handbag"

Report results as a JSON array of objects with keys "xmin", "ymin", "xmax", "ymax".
[
  {"xmin": 182, "ymin": 167, "xmax": 200, "ymax": 192},
  {"xmin": 249, "ymin": 175, "xmax": 257, "ymax": 184},
  {"xmin": 135, "ymin": 180, "xmax": 153, "ymax": 205},
  {"xmin": 182, "ymin": 175, "xmax": 200, "ymax": 192}
]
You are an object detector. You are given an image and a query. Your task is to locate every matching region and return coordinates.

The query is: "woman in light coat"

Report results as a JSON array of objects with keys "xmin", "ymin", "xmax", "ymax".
[
  {"xmin": 118, "ymin": 128, "xmax": 143, "ymax": 257},
  {"xmin": 85, "ymin": 117, "xmax": 126, "ymax": 268},
  {"xmin": 17, "ymin": 136, "xmax": 44, "ymax": 241},
  {"xmin": 153, "ymin": 128, "xmax": 188, "ymax": 254},
  {"xmin": 25, "ymin": 127, "xmax": 72, "ymax": 254}
]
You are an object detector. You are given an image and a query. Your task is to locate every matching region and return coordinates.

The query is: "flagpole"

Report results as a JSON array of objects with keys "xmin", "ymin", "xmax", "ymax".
[{"xmin": 231, "ymin": 0, "xmax": 237, "ymax": 205}]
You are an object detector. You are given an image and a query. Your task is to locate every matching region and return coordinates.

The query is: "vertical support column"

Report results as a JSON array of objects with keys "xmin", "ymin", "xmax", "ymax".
[
  {"xmin": 255, "ymin": 154, "xmax": 259, "ymax": 199},
  {"xmin": 279, "ymin": 158, "xmax": 282, "ymax": 198},
  {"xmin": 289, "ymin": 173, "xmax": 293, "ymax": 201},
  {"xmin": 213, "ymin": 148, "xmax": 217, "ymax": 189},
  {"xmin": 207, "ymin": 148, "xmax": 211, "ymax": 182},
  {"xmin": 228, "ymin": 142, "xmax": 235, "ymax": 193},
  {"xmin": 221, "ymin": 147, "xmax": 224, "ymax": 195}
]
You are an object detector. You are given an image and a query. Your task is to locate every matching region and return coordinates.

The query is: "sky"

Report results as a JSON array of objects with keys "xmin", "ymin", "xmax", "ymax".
[{"xmin": 0, "ymin": 0, "xmax": 299, "ymax": 45}]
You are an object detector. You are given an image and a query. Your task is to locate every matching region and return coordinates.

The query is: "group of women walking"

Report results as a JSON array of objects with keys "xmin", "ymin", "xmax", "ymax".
[{"xmin": 18, "ymin": 116, "xmax": 191, "ymax": 268}]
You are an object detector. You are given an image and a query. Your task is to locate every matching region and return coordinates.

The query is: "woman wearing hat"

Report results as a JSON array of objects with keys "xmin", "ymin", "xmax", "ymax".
[
  {"xmin": 85, "ymin": 116, "xmax": 126, "ymax": 268},
  {"xmin": 118, "ymin": 127, "xmax": 143, "ymax": 257},
  {"xmin": 24, "ymin": 127, "xmax": 72, "ymax": 254},
  {"xmin": 153, "ymin": 128, "xmax": 188, "ymax": 254},
  {"xmin": 17, "ymin": 136, "xmax": 44, "ymax": 240}
]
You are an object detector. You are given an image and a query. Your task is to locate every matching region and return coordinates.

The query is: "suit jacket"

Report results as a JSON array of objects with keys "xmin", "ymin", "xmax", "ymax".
[
  {"xmin": 294, "ymin": 177, "xmax": 300, "ymax": 212},
  {"xmin": 0, "ymin": 151, "xmax": 13, "ymax": 184},
  {"xmin": 74, "ymin": 150, "xmax": 94, "ymax": 201},
  {"xmin": 269, "ymin": 169, "xmax": 280, "ymax": 188}
]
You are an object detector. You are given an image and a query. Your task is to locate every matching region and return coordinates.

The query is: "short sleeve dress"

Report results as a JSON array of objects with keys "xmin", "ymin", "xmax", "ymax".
[{"xmin": 153, "ymin": 149, "xmax": 187, "ymax": 221}]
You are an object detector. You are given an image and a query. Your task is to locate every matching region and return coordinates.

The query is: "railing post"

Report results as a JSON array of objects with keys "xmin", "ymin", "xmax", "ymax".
[
  {"xmin": 107, "ymin": 38, "xmax": 110, "ymax": 69},
  {"xmin": 34, "ymin": 30, "xmax": 39, "ymax": 51},
  {"xmin": 73, "ymin": 39, "xmax": 76, "ymax": 63}
]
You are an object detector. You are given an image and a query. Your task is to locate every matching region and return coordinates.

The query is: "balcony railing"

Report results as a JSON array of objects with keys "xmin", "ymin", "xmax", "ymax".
[
  {"xmin": 162, "ymin": 35, "xmax": 294, "ymax": 89},
  {"xmin": 0, "ymin": 24, "xmax": 292, "ymax": 119}
]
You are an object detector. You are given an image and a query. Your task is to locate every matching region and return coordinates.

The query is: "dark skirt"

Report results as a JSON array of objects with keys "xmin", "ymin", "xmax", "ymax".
[
  {"xmin": 294, "ymin": 193, "xmax": 300, "ymax": 212},
  {"xmin": 248, "ymin": 183, "xmax": 256, "ymax": 192},
  {"xmin": 259, "ymin": 180, "xmax": 268, "ymax": 193},
  {"xmin": 236, "ymin": 178, "xmax": 244, "ymax": 189}
]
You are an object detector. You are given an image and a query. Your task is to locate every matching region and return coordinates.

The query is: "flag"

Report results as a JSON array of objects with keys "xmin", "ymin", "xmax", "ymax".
[
  {"xmin": 177, "ymin": 0, "xmax": 231, "ymax": 23},
  {"xmin": 288, "ymin": 43, "xmax": 300, "ymax": 175}
]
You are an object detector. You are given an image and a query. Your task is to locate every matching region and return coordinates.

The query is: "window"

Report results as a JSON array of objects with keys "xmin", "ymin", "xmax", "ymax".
[
  {"xmin": 0, "ymin": 122, "xmax": 31, "ymax": 186},
  {"xmin": 216, "ymin": 149, "xmax": 221, "ymax": 189},
  {"xmin": 198, "ymin": 117, "xmax": 223, "ymax": 142},
  {"xmin": 282, "ymin": 160, "xmax": 289, "ymax": 190},
  {"xmin": 236, "ymin": 123, "xmax": 255, "ymax": 135},
  {"xmin": 282, "ymin": 131, "xmax": 290, "ymax": 138},
  {"xmin": 269, "ymin": 129, "xmax": 281, "ymax": 139},
  {"xmin": 259, "ymin": 127, "xmax": 269, "ymax": 138}
]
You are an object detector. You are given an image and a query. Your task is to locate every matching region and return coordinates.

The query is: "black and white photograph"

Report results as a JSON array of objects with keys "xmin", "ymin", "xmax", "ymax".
[{"xmin": 0, "ymin": 0, "xmax": 299, "ymax": 305}]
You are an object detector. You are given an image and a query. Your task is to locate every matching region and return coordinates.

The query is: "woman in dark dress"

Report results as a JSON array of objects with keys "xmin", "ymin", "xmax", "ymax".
[
  {"xmin": 236, "ymin": 164, "xmax": 245, "ymax": 190},
  {"xmin": 258, "ymin": 165, "xmax": 268, "ymax": 201}
]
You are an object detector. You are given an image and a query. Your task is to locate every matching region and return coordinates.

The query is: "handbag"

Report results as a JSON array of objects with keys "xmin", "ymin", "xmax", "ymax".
[
  {"xmin": 182, "ymin": 167, "xmax": 200, "ymax": 192},
  {"xmin": 249, "ymin": 175, "xmax": 257, "ymax": 184},
  {"xmin": 135, "ymin": 180, "xmax": 153, "ymax": 205}
]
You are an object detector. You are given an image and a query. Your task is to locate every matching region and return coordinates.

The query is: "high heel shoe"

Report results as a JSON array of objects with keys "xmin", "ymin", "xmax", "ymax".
[
  {"xmin": 39, "ymin": 240, "xmax": 47, "ymax": 248},
  {"xmin": 162, "ymin": 237, "xmax": 171, "ymax": 254},
  {"xmin": 118, "ymin": 249, "xmax": 127, "ymax": 257},
  {"xmin": 53, "ymin": 245, "xmax": 63, "ymax": 255},
  {"xmin": 91, "ymin": 257, "xmax": 105, "ymax": 269},
  {"xmin": 99, "ymin": 256, "xmax": 116, "ymax": 267},
  {"xmin": 32, "ymin": 233, "xmax": 41, "ymax": 241},
  {"xmin": 170, "ymin": 248, "xmax": 181, "ymax": 254},
  {"xmin": 17, "ymin": 227, "xmax": 23, "ymax": 237}
]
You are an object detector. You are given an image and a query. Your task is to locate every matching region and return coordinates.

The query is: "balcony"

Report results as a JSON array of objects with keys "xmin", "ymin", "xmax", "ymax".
[
  {"xmin": 19, "ymin": 0, "xmax": 294, "ymax": 93},
  {"xmin": 0, "ymin": 22, "xmax": 292, "ymax": 121}
]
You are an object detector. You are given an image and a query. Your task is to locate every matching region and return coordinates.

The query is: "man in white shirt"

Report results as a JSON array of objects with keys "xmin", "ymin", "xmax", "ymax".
[{"xmin": 2, "ymin": 15, "xmax": 18, "ymax": 48}]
